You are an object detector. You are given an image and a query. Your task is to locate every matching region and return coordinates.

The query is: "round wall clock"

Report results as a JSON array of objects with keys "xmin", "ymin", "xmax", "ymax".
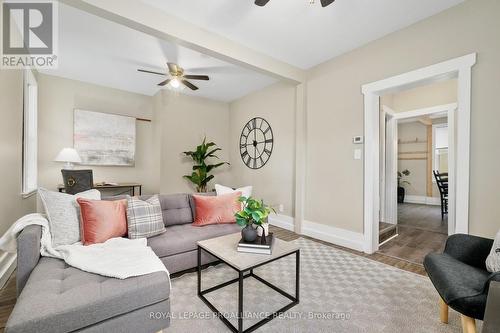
[{"xmin": 239, "ymin": 117, "xmax": 274, "ymax": 169}]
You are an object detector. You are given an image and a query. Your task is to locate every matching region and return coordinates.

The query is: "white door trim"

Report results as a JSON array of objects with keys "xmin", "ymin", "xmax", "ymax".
[
  {"xmin": 384, "ymin": 109, "xmax": 398, "ymax": 225},
  {"xmin": 385, "ymin": 104, "xmax": 457, "ymax": 235},
  {"xmin": 361, "ymin": 53, "xmax": 476, "ymax": 254},
  {"xmin": 390, "ymin": 103, "xmax": 457, "ymax": 120},
  {"xmin": 380, "ymin": 106, "xmax": 387, "ymax": 223}
]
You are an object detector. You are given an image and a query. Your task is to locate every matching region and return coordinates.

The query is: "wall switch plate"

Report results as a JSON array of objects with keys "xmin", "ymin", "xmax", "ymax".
[
  {"xmin": 278, "ymin": 204, "xmax": 284, "ymax": 213},
  {"xmin": 354, "ymin": 149, "xmax": 362, "ymax": 160},
  {"xmin": 353, "ymin": 136, "xmax": 364, "ymax": 144}
]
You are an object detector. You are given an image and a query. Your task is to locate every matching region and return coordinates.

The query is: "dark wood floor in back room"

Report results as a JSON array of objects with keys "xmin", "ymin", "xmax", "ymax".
[
  {"xmin": 377, "ymin": 203, "xmax": 448, "ymax": 265},
  {"xmin": 0, "ymin": 225, "xmax": 427, "ymax": 332}
]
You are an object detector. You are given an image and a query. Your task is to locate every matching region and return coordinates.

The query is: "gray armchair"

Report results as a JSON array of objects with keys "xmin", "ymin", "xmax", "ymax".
[{"xmin": 424, "ymin": 234, "xmax": 500, "ymax": 333}]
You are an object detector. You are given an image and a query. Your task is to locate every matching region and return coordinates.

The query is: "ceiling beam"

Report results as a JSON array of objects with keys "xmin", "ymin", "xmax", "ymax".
[{"xmin": 62, "ymin": 0, "xmax": 305, "ymax": 84}]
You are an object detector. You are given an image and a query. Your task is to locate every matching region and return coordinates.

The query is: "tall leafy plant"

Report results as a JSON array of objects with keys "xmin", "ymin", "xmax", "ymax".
[{"xmin": 183, "ymin": 138, "xmax": 229, "ymax": 192}]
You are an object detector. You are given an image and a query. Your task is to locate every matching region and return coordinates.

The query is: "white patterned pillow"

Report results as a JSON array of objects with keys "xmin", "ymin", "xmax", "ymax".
[
  {"xmin": 126, "ymin": 196, "xmax": 166, "ymax": 239},
  {"xmin": 215, "ymin": 184, "xmax": 252, "ymax": 210},
  {"xmin": 38, "ymin": 188, "xmax": 101, "ymax": 246},
  {"xmin": 215, "ymin": 184, "xmax": 252, "ymax": 198},
  {"xmin": 486, "ymin": 231, "xmax": 500, "ymax": 273}
]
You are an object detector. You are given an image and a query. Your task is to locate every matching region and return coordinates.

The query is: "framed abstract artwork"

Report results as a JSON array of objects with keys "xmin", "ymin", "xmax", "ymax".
[{"xmin": 74, "ymin": 109, "xmax": 136, "ymax": 166}]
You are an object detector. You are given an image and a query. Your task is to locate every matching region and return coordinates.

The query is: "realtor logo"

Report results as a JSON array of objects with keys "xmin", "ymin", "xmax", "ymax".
[{"xmin": 2, "ymin": 0, "xmax": 58, "ymax": 69}]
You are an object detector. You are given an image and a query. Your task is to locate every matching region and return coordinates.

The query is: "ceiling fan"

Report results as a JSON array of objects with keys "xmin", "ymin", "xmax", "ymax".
[
  {"xmin": 137, "ymin": 62, "xmax": 209, "ymax": 91},
  {"xmin": 255, "ymin": 0, "xmax": 335, "ymax": 7}
]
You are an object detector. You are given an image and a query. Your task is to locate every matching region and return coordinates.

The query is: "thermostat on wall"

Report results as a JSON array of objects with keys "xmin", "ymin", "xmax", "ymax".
[{"xmin": 353, "ymin": 136, "xmax": 364, "ymax": 144}]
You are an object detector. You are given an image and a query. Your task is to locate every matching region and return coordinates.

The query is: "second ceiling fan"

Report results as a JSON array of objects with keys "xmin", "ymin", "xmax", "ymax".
[{"xmin": 255, "ymin": 0, "xmax": 335, "ymax": 7}]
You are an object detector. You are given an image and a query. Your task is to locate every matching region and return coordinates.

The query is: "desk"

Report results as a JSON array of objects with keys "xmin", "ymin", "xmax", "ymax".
[{"xmin": 58, "ymin": 183, "xmax": 142, "ymax": 196}]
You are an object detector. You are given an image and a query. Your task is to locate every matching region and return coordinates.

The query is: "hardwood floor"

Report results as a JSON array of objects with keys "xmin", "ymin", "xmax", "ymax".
[
  {"xmin": 397, "ymin": 203, "xmax": 447, "ymax": 234},
  {"xmin": 379, "ymin": 222, "xmax": 397, "ymax": 243},
  {"xmin": 0, "ymin": 225, "xmax": 428, "ymax": 331},
  {"xmin": 270, "ymin": 225, "xmax": 427, "ymax": 276},
  {"xmin": 378, "ymin": 226, "xmax": 447, "ymax": 265},
  {"xmin": 377, "ymin": 203, "xmax": 448, "ymax": 265}
]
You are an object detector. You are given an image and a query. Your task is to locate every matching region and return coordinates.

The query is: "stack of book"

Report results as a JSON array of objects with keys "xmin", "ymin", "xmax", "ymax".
[{"xmin": 237, "ymin": 233, "xmax": 275, "ymax": 255}]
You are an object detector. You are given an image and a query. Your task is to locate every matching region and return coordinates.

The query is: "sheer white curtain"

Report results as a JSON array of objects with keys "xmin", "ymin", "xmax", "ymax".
[
  {"xmin": 433, "ymin": 124, "xmax": 448, "ymax": 174},
  {"xmin": 22, "ymin": 70, "xmax": 38, "ymax": 195}
]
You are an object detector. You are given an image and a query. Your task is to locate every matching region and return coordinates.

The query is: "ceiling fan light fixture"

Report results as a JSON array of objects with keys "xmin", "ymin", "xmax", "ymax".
[
  {"xmin": 170, "ymin": 77, "xmax": 181, "ymax": 89},
  {"xmin": 138, "ymin": 62, "xmax": 206, "ymax": 91}
]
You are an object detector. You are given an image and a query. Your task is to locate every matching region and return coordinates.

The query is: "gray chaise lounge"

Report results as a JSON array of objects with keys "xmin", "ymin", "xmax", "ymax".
[{"xmin": 6, "ymin": 193, "xmax": 240, "ymax": 333}]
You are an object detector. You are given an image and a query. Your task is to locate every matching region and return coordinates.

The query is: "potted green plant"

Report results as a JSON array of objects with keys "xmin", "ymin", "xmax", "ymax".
[
  {"xmin": 183, "ymin": 137, "xmax": 229, "ymax": 192},
  {"xmin": 235, "ymin": 196, "xmax": 274, "ymax": 243},
  {"xmin": 397, "ymin": 169, "xmax": 411, "ymax": 203}
]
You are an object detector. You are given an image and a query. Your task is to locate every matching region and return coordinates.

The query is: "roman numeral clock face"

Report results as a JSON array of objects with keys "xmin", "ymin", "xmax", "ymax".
[{"xmin": 239, "ymin": 117, "xmax": 274, "ymax": 169}]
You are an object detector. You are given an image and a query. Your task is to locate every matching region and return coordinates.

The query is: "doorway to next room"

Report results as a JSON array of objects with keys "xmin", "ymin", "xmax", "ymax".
[{"xmin": 377, "ymin": 79, "xmax": 456, "ymax": 265}]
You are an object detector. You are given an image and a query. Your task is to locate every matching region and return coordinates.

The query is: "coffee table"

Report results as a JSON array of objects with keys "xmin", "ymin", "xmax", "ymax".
[{"xmin": 197, "ymin": 233, "xmax": 300, "ymax": 333}]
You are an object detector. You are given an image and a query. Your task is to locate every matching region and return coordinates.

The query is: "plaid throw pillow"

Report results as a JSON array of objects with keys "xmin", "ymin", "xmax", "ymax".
[{"xmin": 126, "ymin": 195, "xmax": 166, "ymax": 239}]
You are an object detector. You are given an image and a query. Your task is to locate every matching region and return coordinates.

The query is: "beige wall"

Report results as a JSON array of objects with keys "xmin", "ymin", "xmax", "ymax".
[
  {"xmin": 385, "ymin": 79, "xmax": 456, "ymax": 199},
  {"xmin": 5, "ymin": 0, "xmax": 499, "ymax": 247},
  {"xmin": 305, "ymin": 0, "xmax": 500, "ymax": 237},
  {"xmin": 37, "ymin": 74, "xmax": 158, "ymax": 194},
  {"xmin": 37, "ymin": 74, "xmax": 234, "ymax": 197},
  {"xmin": 228, "ymin": 82, "xmax": 296, "ymax": 216},
  {"xmin": 397, "ymin": 121, "xmax": 428, "ymax": 197},
  {"xmin": 153, "ymin": 91, "xmax": 232, "ymax": 194},
  {"xmin": 387, "ymin": 79, "xmax": 457, "ymax": 112},
  {"xmin": 0, "ymin": 70, "xmax": 37, "ymax": 236}
]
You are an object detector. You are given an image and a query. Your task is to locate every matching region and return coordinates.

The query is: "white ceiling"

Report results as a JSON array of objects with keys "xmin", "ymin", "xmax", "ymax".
[
  {"xmin": 42, "ymin": 1, "xmax": 465, "ymax": 101},
  {"xmin": 39, "ymin": 4, "xmax": 277, "ymax": 102},
  {"xmin": 141, "ymin": 0, "xmax": 464, "ymax": 69}
]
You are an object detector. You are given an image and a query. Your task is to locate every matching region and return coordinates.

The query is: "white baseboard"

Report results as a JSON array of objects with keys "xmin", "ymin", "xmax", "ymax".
[
  {"xmin": 0, "ymin": 252, "xmax": 16, "ymax": 290},
  {"xmin": 404, "ymin": 195, "xmax": 440, "ymax": 206},
  {"xmin": 302, "ymin": 220, "xmax": 365, "ymax": 252},
  {"xmin": 268, "ymin": 214, "xmax": 295, "ymax": 231},
  {"xmin": 268, "ymin": 214, "xmax": 366, "ymax": 252}
]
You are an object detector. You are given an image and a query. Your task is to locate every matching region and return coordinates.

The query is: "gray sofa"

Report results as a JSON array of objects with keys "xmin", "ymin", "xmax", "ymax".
[{"xmin": 6, "ymin": 193, "xmax": 241, "ymax": 333}]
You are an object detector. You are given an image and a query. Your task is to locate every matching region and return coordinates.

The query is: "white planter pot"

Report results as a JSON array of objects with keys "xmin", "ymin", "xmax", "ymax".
[{"xmin": 256, "ymin": 223, "xmax": 269, "ymax": 237}]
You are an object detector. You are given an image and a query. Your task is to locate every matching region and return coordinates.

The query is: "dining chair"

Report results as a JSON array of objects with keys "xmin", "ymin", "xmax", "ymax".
[{"xmin": 433, "ymin": 170, "xmax": 448, "ymax": 220}]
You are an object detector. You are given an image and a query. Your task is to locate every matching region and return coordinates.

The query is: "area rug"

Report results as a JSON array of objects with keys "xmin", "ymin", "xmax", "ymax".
[{"xmin": 167, "ymin": 238, "xmax": 471, "ymax": 332}]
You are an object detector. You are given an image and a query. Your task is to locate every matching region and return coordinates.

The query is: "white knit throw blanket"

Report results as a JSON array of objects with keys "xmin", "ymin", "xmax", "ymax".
[
  {"xmin": 486, "ymin": 230, "xmax": 500, "ymax": 273},
  {"xmin": 0, "ymin": 213, "xmax": 168, "ymax": 279}
]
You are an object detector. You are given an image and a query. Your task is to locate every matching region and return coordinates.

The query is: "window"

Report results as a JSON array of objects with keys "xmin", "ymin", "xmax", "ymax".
[
  {"xmin": 432, "ymin": 124, "xmax": 448, "ymax": 178},
  {"xmin": 22, "ymin": 70, "xmax": 38, "ymax": 196}
]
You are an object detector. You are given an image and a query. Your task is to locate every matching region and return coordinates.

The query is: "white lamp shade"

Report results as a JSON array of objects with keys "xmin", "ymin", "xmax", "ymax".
[{"xmin": 54, "ymin": 148, "xmax": 82, "ymax": 163}]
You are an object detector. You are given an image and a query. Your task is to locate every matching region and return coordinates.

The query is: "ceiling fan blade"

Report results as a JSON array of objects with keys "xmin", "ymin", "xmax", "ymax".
[
  {"xmin": 183, "ymin": 75, "xmax": 210, "ymax": 81},
  {"xmin": 138, "ymin": 69, "xmax": 166, "ymax": 76},
  {"xmin": 255, "ymin": 0, "xmax": 270, "ymax": 6},
  {"xmin": 167, "ymin": 62, "xmax": 179, "ymax": 74},
  {"xmin": 320, "ymin": 0, "xmax": 335, "ymax": 7},
  {"xmin": 158, "ymin": 79, "xmax": 172, "ymax": 87},
  {"xmin": 181, "ymin": 79, "xmax": 199, "ymax": 91}
]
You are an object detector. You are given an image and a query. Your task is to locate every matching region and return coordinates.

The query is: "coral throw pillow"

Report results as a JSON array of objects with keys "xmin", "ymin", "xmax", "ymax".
[
  {"xmin": 77, "ymin": 198, "xmax": 128, "ymax": 245},
  {"xmin": 192, "ymin": 192, "xmax": 241, "ymax": 226}
]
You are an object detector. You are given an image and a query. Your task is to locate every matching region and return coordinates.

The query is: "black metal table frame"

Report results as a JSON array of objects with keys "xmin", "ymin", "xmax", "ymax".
[
  {"xmin": 197, "ymin": 246, "xmax": 300, "ymax": 333},
  {"xmin": 58, "ymin": 184, "xmax": 142, "ymax": 196}
]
